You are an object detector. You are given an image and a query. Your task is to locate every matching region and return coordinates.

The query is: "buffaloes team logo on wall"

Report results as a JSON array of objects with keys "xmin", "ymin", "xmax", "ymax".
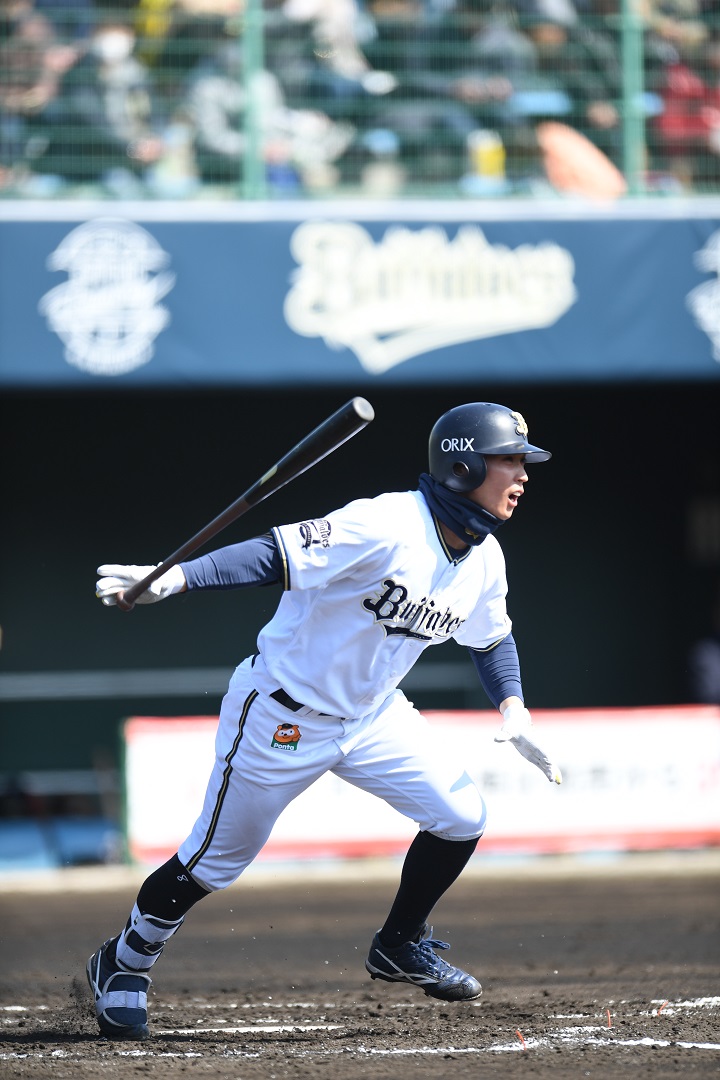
[{"xmin": 39, "ymin": 218, "xmax": 175, "ymax": 376}]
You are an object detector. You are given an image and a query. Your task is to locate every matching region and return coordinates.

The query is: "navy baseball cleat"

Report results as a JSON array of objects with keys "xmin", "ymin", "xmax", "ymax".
[
  {"xmin": 365, "ymin": 926, "xmax": 482, "ymax": 1001},
  {"xmin": 86, "ymin": 938, "xmax": 151, "ymax": 1039}
]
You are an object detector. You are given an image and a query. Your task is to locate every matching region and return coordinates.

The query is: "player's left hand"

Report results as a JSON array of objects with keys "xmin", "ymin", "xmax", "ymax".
[
  {"xmin": 95, "ymin": 563, "xmax": 186, "ymax": 606},
  {"xmin": 495, "ymin": 702, "xmax": 562, "ymax": 784}
]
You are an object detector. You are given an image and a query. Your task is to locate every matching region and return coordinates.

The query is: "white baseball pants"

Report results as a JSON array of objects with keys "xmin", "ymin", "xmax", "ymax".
[{"xmin": 178, "ymin": 656, "xmax": 486, "ymax": 891}]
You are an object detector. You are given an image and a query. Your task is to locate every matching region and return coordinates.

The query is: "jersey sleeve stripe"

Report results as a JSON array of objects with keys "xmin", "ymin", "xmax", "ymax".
[
  {"xmin": 272, "ymin": 526, "xmax": 291, "ymax": 590},
  {"xmin": 474, "ymin": 631, "xmax": 510, "ymax": 653}
]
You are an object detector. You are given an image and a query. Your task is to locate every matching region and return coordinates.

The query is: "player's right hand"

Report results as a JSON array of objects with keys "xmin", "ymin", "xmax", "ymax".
[
  {"xmin": 495, "ymin": 702, "xmax": 563, "ymax": 785},
  {"xmin": 95, "ymin": 563, "xmax": 186, "ymax": 606}
]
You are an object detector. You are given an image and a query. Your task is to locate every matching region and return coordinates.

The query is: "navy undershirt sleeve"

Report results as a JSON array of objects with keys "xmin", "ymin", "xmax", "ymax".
[
  {"xmin": 180, "ymin": 533, "xmax": 282, "ymax": 590},
  {"xmin": 468, "ymin": 634, "xmax": 524, "ymax": 709}
]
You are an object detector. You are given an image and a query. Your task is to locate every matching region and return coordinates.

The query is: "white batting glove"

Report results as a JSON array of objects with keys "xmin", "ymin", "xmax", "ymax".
[
  {"xmin": 495, "ymin": 701, "xmax": 562, "ymax": 784},
  {"xmin": 95, "ymin": 563, "xmax": 186, "ymax": 606}
]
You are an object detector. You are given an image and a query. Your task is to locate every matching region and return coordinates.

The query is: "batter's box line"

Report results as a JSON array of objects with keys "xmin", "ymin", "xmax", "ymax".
[
  {"xmin": 250, "ymin": 1036, "xmax": 720, "ymax": 1057},
  {"xmin": 154, "ymin": 1024, "xmax": 344, "ymax": 1035},
  {"xmin": 648, "ymin": 996, "xmax": 720, "ymax": 1015},
  {"xmin": 3, "ymin": 1034, "xmax": 720, "ymax": 1064}
]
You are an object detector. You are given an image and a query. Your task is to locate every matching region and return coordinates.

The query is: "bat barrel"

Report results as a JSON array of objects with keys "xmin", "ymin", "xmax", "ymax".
[{"xmin": 242, "ymin": 396, "xmax": 374, "ymax": 507}]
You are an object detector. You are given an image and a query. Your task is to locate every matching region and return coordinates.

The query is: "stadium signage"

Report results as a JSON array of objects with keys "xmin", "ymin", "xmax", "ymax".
[
  {"xmin": 38, "ymin": 218, "xmax": 175, "ymax": 376},
  {"xmin": 284, "ymin": 221, "xmax": 577, "ymax": 374},
  {"xmin": 687, "ymin": 229, "xmax": 720, "ymax": 363},
  {"xmin": 2, "ymin": 202, "xmax": 720, "ymax": 386}
]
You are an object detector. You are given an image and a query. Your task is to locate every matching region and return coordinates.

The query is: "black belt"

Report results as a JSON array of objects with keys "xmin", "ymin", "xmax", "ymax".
[
  {"xmin": 270, "ymin": 687, "xmax": 305, "ymax": 713},
  {"xmin": 270, "ymin": 687, "xmax": 330, "ymax": 716}
]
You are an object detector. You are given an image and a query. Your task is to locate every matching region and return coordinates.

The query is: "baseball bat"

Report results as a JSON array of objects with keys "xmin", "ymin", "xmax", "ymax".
[{"xmin": 116, "ymin": 396, "xmax": 375, "ymax": 612}]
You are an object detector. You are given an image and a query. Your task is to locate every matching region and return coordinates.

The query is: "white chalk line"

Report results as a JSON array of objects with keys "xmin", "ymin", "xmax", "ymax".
[
  {"xmin": 648, "ymin": 996, "xmax": 720, "ymax": 1015},
  {"xmin": 1, "ymin": 996, "xmax": 718, "ymax": 1061},
  {"xmin": 2, "ymin": 1037, "xmax": 720, "ymax": 1062},
  {"xmin": 154, "ymin": 1024, "xmax": 344, "ymax": 1035}
]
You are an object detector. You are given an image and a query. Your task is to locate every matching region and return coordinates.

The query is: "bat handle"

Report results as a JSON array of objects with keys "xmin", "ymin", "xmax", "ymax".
[{"xmin": 115, "ymin": 562, "xmax": 170, "ymax": 612}]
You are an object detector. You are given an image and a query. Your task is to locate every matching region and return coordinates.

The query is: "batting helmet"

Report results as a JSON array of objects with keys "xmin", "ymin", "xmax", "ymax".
[{"xmin": 428, "ymin": 402, "xmax": 551, "ymax": 493}]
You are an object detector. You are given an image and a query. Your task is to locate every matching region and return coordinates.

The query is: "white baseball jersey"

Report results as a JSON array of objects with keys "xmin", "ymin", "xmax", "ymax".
[
  {"xmin": 178, "ymin": 489, "xmax": 502, "ymax": 889},
  {"xmin": 253, "ymin": 489, "xmax": 511, "ymax": 719}
]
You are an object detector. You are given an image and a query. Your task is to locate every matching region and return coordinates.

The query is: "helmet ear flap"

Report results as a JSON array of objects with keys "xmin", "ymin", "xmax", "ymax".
[
  {"xmin": 446, "ymin": 453, "xmax": 486, "ymax": 492},
  {"xmin": 470, "ymin": 454, "xmax": 487, "ymax": 489}
]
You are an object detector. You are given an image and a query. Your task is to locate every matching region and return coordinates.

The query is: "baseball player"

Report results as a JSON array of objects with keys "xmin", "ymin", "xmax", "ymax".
[{"xmin": 88, "ymin": 402, "xmax": 561, "ymax": 1040}]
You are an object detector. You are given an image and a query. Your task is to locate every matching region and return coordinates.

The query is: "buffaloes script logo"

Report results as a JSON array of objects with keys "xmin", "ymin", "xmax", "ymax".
[
  {"xmin": 298, "ymin": 519, "xmax": 331, "ymax": 549},
  {"xmin": 284, "ymin": 222, "xmax": 577, "ymax": 375},
  {"xmin": 363, "ymin": 579, "xmax": 465, "ymax": 640},
  {"xmin": 271, "ymin": 724, "xmax": 302, "ymax": 751}
]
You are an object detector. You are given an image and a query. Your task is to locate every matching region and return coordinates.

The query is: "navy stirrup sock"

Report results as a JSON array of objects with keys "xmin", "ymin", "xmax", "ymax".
[
  {"xmin": 136, "ymin": 853, "xmax": 210, "ymax": 920},
  {"xmin": 379, "ymin": 831, "xmax": 479, "ymax": 948}
]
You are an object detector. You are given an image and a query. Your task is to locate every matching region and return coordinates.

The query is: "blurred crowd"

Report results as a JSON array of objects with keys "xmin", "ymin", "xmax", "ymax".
[{"xmin": 1, "ymin": 0, "xmax": 719, "ymax": 197}]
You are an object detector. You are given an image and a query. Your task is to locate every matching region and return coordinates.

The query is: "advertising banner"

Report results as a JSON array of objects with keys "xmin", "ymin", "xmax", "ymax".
[
  {"xmin": 2, "ymin": 201, "xmax": 720, "ymax": 386},
  {"xmin": 123, "ymin": 705, "xmax": 720, "ymax": 865}
]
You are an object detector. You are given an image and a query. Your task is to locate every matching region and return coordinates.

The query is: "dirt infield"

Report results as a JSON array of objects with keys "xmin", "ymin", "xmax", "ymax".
[{"xmin": 1, "ymin": 855, "xmax": 719, "ymax": 1079}]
